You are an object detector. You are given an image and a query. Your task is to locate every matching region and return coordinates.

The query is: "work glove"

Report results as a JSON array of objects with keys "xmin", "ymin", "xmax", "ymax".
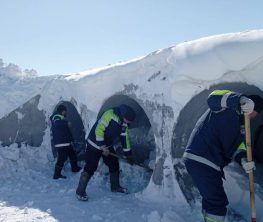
[
  {"xmin": 241, "ymin": 158, "xmax": 256, "ymax": 173},
  {"xmin": 240, "ymin": 96, "xmax": 254, "ymax": 114},
  {"xmin": 101, "ymin": 145, "xmax": 110, "ymax": 156},
  {"xmin": 125, "ymin": 156, "xmax": 135, "ymax": 165}
]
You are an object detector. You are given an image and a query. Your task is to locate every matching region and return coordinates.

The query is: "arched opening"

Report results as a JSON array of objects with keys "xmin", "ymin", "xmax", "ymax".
[
  {"xmin": 51, "ymin": 101, "xmax": 86, "ymax": 158},
  {"xmin": 172, "ymin": 82, "xmax": 263, "ymax": 205},
  {"xmin": 97, "ymin": 94, "xmax": 156, "ymax": 193},
  {"xmin": 0, "ymin": 95, "xmax": 46, "ymax": 147}
]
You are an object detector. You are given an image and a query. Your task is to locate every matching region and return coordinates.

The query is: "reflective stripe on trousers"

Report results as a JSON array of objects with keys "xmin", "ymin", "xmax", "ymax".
[
  {"xmin": 204, "ymin": 213, "xmax": 225, "ymax": 222},
  {"xmin": 55, "ymin": 143, "xmax": 71, "ymax": 147},
  {"xmin": 183, "ymin": 152, "xmax": 221, "ymax": 172}
]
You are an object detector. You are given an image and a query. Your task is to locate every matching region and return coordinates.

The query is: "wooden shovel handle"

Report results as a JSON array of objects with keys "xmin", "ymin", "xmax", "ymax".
[{"xmin": 244, "ymin": 114, "xmax": 257, "ymax": 222}]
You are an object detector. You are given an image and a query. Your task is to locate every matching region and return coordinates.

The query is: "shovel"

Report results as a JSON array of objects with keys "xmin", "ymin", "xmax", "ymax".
[{"xmin": 109, "ymin": 152, "xmax": 153, "ymax": 172}]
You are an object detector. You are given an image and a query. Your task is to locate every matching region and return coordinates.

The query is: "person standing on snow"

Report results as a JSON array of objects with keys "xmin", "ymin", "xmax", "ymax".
[
  {"xmin": 76, "ymin": 104, "xmax": 136, "ymax": 201},
  {"xmin": 50, "ymin": 105, "xmax": 81, "ymax": 179},
  {"xmin": 183, "ymin": 90, "xmax": 263, "ymax": 222}
]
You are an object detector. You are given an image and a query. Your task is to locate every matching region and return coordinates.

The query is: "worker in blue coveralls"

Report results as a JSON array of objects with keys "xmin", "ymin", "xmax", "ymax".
[
  {"xmin": 254, "ymin": 123, "xmax": 263, "ymax": 163},
  {"xmin": 76, "ymin": 104, "xmax": 136, "ymax": 201},
  {"xmin": 183, "ymin": 90, "xmax": 263, "ymax": 222},
  {"xmin": 50, "ymin": 105, "xmax": 81, "ymax": 179}
]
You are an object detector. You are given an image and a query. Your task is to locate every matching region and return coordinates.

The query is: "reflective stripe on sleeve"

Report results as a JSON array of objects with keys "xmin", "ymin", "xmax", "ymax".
[
  {"xmin": 123, "ymin": 148, "xmax": 131, "ymax": 152},
  {"xmin": 112, "ymin": 116, "xmax": 120, "ymax": 124},
  {"xmin": 96, "ymin": 137, "xmax": 104, "ymax": 142},
  {"xmin": 55, "ymin": 143, "xmax": 71, "ymax": 147},
  {"xmin": 99, "ymin": 119, "xmax": 109, "ymax": 127},
  {"xmin": 221, "ymin": 92, "xmax": 233, "ymax": 108},
  {"xmin": 95, "ymin": 109, "xmax": 121, "ymax": 139}
]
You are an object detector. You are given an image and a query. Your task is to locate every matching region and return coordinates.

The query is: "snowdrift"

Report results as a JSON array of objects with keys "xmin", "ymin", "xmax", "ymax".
[{"xmin": 1, "ymin": 30, "xmax": 263, "ymax": 221}]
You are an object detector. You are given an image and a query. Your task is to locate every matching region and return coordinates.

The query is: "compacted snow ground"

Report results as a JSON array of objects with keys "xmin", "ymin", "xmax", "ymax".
[
  {"xmin": 0, "ymin": 161, "xmax": 202, "ymax": 222},
  {"xmin": 0, "ymin": 145, "xmax": 254, "ymax": 222}
]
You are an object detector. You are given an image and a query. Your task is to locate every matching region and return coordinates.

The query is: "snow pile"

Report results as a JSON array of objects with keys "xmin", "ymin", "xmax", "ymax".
[
  {"xmin": 0, "ymin": 141, "xmax": 53, "ymax": 180},
  {"xmin": 0, "ymin": 59, "xmax": 54, "ymax": 118},
  {"xmin": 167, "ymin": 30, "xmax": 263, "ymax": 80},
  {"xmin": 0, "ymin": 58, "xmax": 37, "ymax": 80},
  {"xmin": 1, "ymin": 30, "xmax": 263, "ymax": 221}
]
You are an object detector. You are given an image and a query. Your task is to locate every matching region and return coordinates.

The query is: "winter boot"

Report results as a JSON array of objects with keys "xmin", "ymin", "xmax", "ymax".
[
  {"xmin": 70, "ymin": 161, "xmax": 82, "ymax": 172},
  {"xmin": 53, "ymin": 166, "xmax": 67, "ymax": 179},
  {"xmin": 110, "ymin": 171, "xmax": 128, "ymax": 194},
  {"xmin": 76, "ymin": 171, "xmax": 91, "ymax": 201}
]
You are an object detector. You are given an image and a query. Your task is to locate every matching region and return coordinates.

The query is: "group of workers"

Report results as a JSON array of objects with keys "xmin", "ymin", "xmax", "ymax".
[
  {"xmin": 50, "ymin": 90, "xmax": 263, "ymax": 222},
  {"xmin": 50, "ymin": 103, "xmax": 136, "ymax": 201}
]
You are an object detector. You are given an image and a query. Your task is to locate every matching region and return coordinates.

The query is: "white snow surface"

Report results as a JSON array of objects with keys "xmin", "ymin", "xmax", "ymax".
[{"xmin": 1, "ymin": 30, "xmax": 263, "ymax": 221}]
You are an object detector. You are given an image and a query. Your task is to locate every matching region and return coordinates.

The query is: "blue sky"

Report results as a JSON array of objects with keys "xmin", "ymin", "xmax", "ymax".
[{"xmin": 0, "ymin": 0, "xmax": 262, "ymax": 76}]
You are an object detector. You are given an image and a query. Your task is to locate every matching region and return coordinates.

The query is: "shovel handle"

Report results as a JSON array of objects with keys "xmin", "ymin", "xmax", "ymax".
[
  {"xmin": 244, "ymin": 114, "xmax": 257, "ymax": 222},
  {"xmin": 109, "ymin": 152, "xmax": 153, "ymax": 172}
]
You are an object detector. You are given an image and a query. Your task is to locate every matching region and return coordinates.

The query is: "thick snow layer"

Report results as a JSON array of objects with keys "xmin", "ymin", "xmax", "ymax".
[
  {"xmin": 1, "ymin": 30, "xmax": 263, "ymax": 221},
  {"xmin": 0, "ymin": 143, "xmax": 199, "ymax": 222}
]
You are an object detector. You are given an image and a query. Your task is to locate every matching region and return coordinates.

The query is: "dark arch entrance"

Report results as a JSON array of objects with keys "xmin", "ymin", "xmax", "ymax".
[
  {"xmin": 172, "ymin": 82, "xmax": 263, "ymax": 158},
  {"xmin": 98, "ymin": 94, "xmax": 155, "ymax": 164},
  {"xmin": 51, "ymin": 101, "xmax": 86, "ymax": 158},
  {"xmin": 172, "ymin": 82, "xmax": 263, "ymax": 204},
  {"xmin": 98, "ymin": 94, "xmax": 156, "ymax": 192},
  {"xmin": 0, "ymin": 95, "xmax": 46, "ymax": 147}
]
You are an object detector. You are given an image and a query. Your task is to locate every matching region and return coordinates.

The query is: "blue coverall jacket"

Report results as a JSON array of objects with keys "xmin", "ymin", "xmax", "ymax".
[{"xmin": 184, "ymin": 90, "xmax": 247, "ymax": 217}]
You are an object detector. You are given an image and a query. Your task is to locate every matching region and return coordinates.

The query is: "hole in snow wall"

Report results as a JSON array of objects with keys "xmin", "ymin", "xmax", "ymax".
[
  {"xmin": 0, "ymin": 95, "xmax": 46, "ymax": 147},
  {"xmin": 97, "ymin": 94, "xmax": 156, "ymax": 192},
  {"xmin": 172, "ymin": 82, "xmax": 263, "ymax": 205},
  {"xmin": 98, "ymin": 94, "xmax": 156, "ymax": 165},
  {"xmin": 51, "ymin": 101, "xmax": 86, "ymax": 158}
]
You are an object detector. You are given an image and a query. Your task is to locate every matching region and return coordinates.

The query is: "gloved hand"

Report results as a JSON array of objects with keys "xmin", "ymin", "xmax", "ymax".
[
  {"xmin": 240, "ymin": 96, "xmax": 254, "ymax": 114},
  {"xmin": 125, "ymin": 156, "xmax": 135, "ymax": 165},
  {"xmin": 101, "ymin": 145, "xmax": 110, "ymax": 156},
  {"xmin": 241, "ymin": 158, "xmax": 256, "ymax": 173}
]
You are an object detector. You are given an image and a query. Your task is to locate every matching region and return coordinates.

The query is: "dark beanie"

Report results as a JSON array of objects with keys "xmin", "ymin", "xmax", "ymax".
[
  {"xmin": 248, "ymin": 95, "xmax": 263, "ymax": 113},
  {"xmin": 119, "ymin": 104, "xmax": 136, "ymax": 122},
  {"xmin": 57, "ymin": 104, "xmax": 67, "ymax": 114}
]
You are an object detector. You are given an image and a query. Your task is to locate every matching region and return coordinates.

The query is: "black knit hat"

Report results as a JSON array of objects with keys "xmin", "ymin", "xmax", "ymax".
[
  {"xmin": 57, "ymin": 104, "xmax": 67, "ymax": 114},
  {"xmin": 248, "ymin": 95, "xmax": 263, "ymax": 113},
  {"xmin": 119, "ymin": 104, "xmax": 136, "ymax": 122}
]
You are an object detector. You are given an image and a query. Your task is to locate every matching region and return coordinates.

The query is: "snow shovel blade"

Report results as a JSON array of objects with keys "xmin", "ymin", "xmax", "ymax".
[
  {"xmin": 134, "ymin": 162, "xmax": 153, "ymax": 172},
  {"xmin": 109, "ymin": 152, "xmax": 153, "ymax": 172}
]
